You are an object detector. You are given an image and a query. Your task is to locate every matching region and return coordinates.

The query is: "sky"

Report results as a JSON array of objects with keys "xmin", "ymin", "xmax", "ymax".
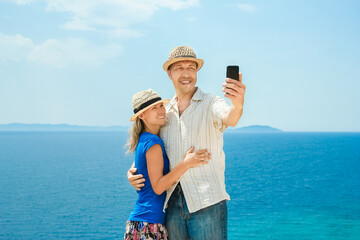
[{"xmin": 0, "ymin": 0, "xmax": 359, "ymax": 132}]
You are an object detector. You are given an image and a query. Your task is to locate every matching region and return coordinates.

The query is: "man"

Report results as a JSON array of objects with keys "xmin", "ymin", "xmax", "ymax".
[{"xmin": 127, "ymin": 46, "xmax": 246, "ymax": 239}]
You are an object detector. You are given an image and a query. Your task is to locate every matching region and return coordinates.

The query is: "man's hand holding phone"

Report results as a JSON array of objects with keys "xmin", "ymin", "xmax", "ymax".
[{"xmin": 223, "ymin": 65, "xmax": 246, "ymax": 109}]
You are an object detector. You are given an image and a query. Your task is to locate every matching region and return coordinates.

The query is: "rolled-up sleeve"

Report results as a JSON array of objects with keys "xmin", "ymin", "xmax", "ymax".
[{"xmin": 211, "ymin": 96, "xmax": 230, "ymax": 132}]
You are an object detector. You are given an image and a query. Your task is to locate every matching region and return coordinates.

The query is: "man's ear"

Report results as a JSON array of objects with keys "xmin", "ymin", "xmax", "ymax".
[{"xmin": 167, "ymin": 67, "xmax": 171, "ymax": 78}]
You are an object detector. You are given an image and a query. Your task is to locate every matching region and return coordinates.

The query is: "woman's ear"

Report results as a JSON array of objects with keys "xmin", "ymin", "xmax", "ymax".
[{"xmin": 138, "ymin": 113, "xmax": 144, "ymax": 120}]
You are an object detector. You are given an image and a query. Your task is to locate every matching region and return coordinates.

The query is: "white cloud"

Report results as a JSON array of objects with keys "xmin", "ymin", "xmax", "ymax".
[
  {"xmin": 44, "ymin": 0, "xmax": 199, "ymax": 38},
  {"xmin": 0, "ymin": 33, "xmax": 122, "ymax": 67},
  {"xmin": 0, "ymin": 0, "xmax": 198, "ymax": 66},
  {"xmin": 3, "ymin": 0, "xmax": 199, "ymax": 38},
  {"xmin": 29, "ymin": 38, "xmax": 122, "ymax": 67},
  {"xmin": 236, "ymin": 4, "xmax": 256, "ymax": 14},
  {"xmin": 0, "ymin": 33, "xmax": 34, "ymax": 63},
  {"xmin": 107, "ymin": 28, "xmax": 144, "ymax": 39},
  {"xmin": 14, "ymin": 0, "xmax": 34, "ymax": 4},
  {"xmin": 0, "ymin": 0, "xmax": 36, "ymax": 5},
  {"xmin": 158, "ymin": 0, "xmax": 199, "ymax": 11},
  {"xmin": 62, "ymin": 18, "xmax": 94, "ymax": 31},
  {"xmin": 187, "ymin": 16, "xmax": 198, "ymax": 22}
]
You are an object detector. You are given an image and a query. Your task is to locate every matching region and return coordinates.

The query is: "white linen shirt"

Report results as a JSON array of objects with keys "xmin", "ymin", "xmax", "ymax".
[{"xmin": 160, "ymin": 87, "xmax": 231, "ymax": 213}]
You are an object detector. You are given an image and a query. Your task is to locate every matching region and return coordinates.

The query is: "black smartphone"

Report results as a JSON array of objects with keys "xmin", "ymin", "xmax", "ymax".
[{"xmin": 226, "ymin": 65, "xmax": 239, "ymax": 81}]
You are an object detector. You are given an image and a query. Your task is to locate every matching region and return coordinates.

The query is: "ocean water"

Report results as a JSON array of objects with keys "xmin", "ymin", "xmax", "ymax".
[{"xmin": 0, "ymin": 131, "xmax": 359, "ymax": 239}]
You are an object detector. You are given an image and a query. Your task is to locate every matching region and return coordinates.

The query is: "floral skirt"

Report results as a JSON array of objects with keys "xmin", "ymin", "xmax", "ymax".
[{"xmin": 124, "ymin": 220, "xmax": 168, "ymax": 240}]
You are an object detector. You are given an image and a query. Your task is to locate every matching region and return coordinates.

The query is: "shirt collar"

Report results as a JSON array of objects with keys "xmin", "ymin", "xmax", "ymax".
[
  {"xmin": 167, "ymin": 87, "xmax": 204, "ymax": 110},
  {"xmin": 192, "ymin": 87, "xmax": 205, "ymax": 101}
]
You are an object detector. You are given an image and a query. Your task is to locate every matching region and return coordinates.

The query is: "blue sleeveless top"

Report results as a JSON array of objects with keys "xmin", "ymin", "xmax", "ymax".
[{"xmin": 129, "ymin": 132, "xmax": 170, "ymax": 224}]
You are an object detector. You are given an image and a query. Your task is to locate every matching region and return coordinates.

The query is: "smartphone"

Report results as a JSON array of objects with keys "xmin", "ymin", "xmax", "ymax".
[{"xmin": 226, "ymin": 65, "xmax": 239, "ymax": 81}]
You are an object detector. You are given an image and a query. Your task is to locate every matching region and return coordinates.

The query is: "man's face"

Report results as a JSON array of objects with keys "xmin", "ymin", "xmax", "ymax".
[{"xmin": 167, "ymin": 60, "xmax": 198, "ymax": 95}]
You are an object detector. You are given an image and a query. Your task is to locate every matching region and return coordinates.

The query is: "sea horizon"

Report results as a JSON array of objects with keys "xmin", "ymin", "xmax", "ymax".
[{"xmin": 0, "ymin": 122, "xmax": 359, "ymax": 133}]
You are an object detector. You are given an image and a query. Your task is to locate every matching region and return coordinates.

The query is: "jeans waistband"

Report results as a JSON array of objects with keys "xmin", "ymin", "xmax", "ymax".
[{"xmin": 174, "ymin": 183, "xmax": 182, "ymax": 194}]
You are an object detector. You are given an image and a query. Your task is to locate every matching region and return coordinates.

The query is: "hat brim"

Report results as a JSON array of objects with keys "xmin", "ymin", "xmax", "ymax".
[
  {"xmin": 130, "ymin": 99, "xmax": 170, "ymax": 122},
  {"xmin": 163, "ymin": 57, "xmax": 204, "ymax": 72}
]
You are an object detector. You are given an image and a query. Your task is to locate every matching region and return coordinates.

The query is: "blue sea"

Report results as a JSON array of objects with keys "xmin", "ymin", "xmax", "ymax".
[{"xmin": 0, "ymin": 131, "xmax": 359, "ymax": 239}]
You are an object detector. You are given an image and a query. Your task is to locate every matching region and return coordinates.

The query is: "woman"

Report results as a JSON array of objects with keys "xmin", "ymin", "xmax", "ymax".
[{"xmin": 124, "ymin": 89, "xmax": 211, "ymax": 240}]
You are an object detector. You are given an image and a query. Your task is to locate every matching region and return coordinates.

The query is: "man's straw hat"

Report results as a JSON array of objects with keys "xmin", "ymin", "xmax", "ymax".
[
  {"xmin": 130, "ymin": 89, "xmax": 170, "ymax": 121},
  {"xmin": 163, "ymin": 46, "xmax": 204, "ymax": 71}
]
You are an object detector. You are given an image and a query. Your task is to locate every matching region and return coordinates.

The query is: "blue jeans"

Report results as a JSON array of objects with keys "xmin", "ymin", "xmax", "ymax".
[{"xmin": 165, "ymin": 184, "xmax": 227, "ymax": 240}]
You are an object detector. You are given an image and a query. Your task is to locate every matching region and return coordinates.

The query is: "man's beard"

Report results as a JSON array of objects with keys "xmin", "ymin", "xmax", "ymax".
[{"xmin": 178, "ymin": 77, "xmax": 196, "ymax": 89}]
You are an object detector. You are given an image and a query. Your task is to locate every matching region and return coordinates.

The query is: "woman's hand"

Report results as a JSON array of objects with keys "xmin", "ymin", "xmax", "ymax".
[
  {"xmin": 146, "ymin": 146, "xmax": 211, "ymax": 195},
  {"xmin": 183, "ymin": 147, "xmax": 211, "ymax": 169}
]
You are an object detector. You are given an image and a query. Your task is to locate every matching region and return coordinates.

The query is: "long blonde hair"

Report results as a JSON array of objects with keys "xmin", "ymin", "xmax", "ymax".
[{"xmin": 126, "ymin": 118, "xmax": 145, "ymax": 153}]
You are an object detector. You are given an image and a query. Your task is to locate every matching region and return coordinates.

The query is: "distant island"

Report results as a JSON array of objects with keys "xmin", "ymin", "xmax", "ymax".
[
  {"xmin": 228, "ymin": 125, "xmax": 282, "ymax": 133},
  {"xmin": 0, "ymin": 123, "xmax": 282, "ymax": 133}
]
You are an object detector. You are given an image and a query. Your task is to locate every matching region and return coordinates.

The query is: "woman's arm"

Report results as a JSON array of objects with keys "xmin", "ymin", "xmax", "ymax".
[{"xmin": 146, "ymin": 145, "xmax": 210, "ymax": 195}]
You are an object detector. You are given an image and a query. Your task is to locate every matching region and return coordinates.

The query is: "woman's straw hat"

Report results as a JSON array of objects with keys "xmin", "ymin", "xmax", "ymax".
[
  {"xmin": 163, "ymin": 46, "xmax": 204, "ymax": 71},
  {"xmin": 130, "ymin": 89, "xmax": 170, "ymax": 121}
]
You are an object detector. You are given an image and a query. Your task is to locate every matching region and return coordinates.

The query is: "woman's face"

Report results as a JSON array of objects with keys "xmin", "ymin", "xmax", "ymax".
[{"xmin": 139, "ymin": 102, "xmax": 166, "ymax": 128}]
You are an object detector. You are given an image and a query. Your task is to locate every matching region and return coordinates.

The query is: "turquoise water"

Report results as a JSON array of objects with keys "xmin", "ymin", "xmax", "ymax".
[
  {"xmin": 0, "ymin": 132, "xmax": 359, "ymax": 239},
  {"xmin": 224, "ymin": 133, "xmax": 360, "ymax": 239}
]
